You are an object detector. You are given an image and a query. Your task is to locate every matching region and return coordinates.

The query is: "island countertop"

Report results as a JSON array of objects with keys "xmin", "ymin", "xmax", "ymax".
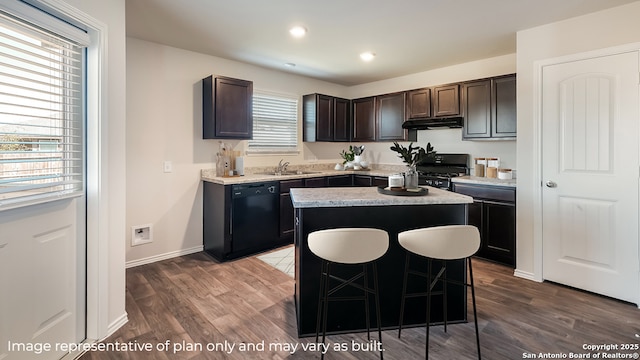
[{"xmin": 290, "ymin": 186, "xmax": 473, "ymax": 208}]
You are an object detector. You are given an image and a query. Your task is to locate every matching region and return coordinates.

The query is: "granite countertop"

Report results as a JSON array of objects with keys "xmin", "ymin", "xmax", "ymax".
[
  {"xmin": 290, "ymin": 186, "xmax": 473, "ymax": 208},
  {"xmin": 202, "ymin": 167, "xmax": 517, "ymax": 188},
  {"xmin": 201, "ymin": 168, "xmax": 401, "ymax": 185},
  {"xmin": 452, "ymin": 175, "xmax": 517, "ymax": 188}
]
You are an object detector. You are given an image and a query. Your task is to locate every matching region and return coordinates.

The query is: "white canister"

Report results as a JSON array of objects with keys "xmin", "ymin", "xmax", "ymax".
[
  {"xmin": 388, "ymin": 174, "xmax": 404, "ymax": 188},
  {"xmin": 487, "ymin": 158, "xmax": 500, "ymax": 168},
  {"xmin": 498, "ymin": 168, "xmax": 513, "ymax": 180},
  {"xmin": 235, "ymin": 156, "xmax": 245, "ymax": 176}
]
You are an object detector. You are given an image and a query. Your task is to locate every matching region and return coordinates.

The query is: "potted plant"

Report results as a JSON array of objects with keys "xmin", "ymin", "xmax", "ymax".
[
  {"xmin": 390, "ymin": 142, "xmax": 436, "ymax": 188},
  {"xmin": 340, "ymin": 146, "xmax": 355, "ymax": 166},
  {"xmin": 389, "ymin": 142, "xmax": 435, "ymax": 167}
]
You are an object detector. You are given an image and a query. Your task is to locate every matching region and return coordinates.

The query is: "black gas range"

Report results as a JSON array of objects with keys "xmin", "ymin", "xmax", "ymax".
[{"xmin": 416, "ymin": 153, "xmax": 469, "ymax": 190}]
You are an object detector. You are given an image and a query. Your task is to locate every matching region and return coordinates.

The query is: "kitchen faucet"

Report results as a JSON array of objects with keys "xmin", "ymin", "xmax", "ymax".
[{"xmin": 275, "ymin": 159, "xmax": 290, "ymax": 174}]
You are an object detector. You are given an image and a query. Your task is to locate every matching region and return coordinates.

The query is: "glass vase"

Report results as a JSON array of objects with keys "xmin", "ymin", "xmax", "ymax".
[{"xmin": 404, "ymin": 165, "xmax": 419, "ymax": 189}]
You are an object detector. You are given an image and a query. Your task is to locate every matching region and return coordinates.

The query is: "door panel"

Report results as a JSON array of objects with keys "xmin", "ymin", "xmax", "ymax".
[
  {"xmin": 0, "ymin": 198, "xmax": 85, "ymax": 360},
  {"xmin": 541, "ymin": 51, "xmax": 639, "ymax": 304},
  {"xmin": 560, "ymin": 75, "xmax": 613, "ymax": 172},
  {"xmin": 558, "ymin": 197, "xmax": 614, "ymax": 268},
  {"xmin": 33, "ymin": 226, "xmax": 74, "ymax": 339}
]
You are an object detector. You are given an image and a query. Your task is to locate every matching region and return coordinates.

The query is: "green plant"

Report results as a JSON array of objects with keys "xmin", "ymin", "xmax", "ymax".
[
  {"xmin": 390, "ymin": 142, "xmax": 435, "ymax": 166},
  {"xmin": 339, "ymin": 146, "xmax": 355, "ymax": 164}
]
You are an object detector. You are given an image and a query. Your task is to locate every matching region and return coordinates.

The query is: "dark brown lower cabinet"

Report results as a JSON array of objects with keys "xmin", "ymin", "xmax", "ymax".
[
  {"xmin": 353, "ymin": 174, "xmax": 372, "ymax": 186},
  {"xmin": 326, "ymin": 174, "xmax": 353, "ymax": 187},
  {"xmin": 452, "ymin": 183, "xmax": 516, "ymax": 267},
  {"xmin": 281, "ymin": 175, "xmax": 349, "ymax": 241},
  {"xmin": 372, "ymin": 176, "xmax": 388, "ymax": 187},
  {"xmin": 280, "ymin": 179, "xmax": 304, "ymax": 240},
  {"xmin": 304, "ymin": 177, "xmax": 326, "ymax": 188},
  {"xmin": 353, "ymin": 174, "xmax": 388, "ymax": 187}
]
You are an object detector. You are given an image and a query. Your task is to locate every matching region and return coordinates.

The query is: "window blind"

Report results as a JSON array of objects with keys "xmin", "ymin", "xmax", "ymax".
[
  {"xmin": 0, "ymin": 10, "xmax": 85, "ymax": 208},
  {"xmin": 249, "ymin": 90, "xmax": 298, "ymax": 150}
]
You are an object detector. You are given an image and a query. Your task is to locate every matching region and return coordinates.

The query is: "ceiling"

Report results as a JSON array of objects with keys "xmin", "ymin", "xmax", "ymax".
[{"xmin": 125, "ymin": 0, "xmax": 638, "ymax": 86}]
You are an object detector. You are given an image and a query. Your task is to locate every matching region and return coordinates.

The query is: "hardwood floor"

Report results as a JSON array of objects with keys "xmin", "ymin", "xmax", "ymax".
[{"xmin": 80, "ymin": 249, "xmax": 640, "ymax": 359}]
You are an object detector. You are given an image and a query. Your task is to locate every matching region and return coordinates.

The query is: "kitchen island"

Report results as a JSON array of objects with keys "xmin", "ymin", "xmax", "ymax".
[{"xmin": 291, "ymin": 186, "xmax": 473, "ymax": 337}]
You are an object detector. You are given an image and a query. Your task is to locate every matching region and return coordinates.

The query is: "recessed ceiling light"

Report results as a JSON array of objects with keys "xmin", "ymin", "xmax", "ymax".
[
  {"xmin": 289, "ymin": 26, "xmax": 307, "ymax": 38},
  {"xmin": 284, "ymin": 63, "xmax": 296, "ymax": 67},
  {"xmin": 360, "ymin": 52, "xmax": 376, "ymax": 62}
]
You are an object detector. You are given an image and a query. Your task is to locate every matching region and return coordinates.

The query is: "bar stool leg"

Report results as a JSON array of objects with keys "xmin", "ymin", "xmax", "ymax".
[
  {"xmin": 468, "ymin": 257, "xmax": 481, "ymax": 360},
  {"xmin": 398, "ymin": 252, "xmax": 410, "ymax": 338},
  {"xmin": 363, "ymin": 264, "xmax": 371, "ymax": 340},
  {"xmin": 442, "ymin": 259, "xmax": 447, "ymax": 333},
  {"xmin": 373, "ymin": 262, "xmax": 383, "ymax": 359},
  {"xmin": 321, "ymin": 262, "xmax": 331, "ymax": 359},
  {"xmin": 315, "ymin": 261, "xmax": 328, "ymax": 343},
  {"xmin": 426, "ymin": 258, "xmax": 432, "ymax": 359}
]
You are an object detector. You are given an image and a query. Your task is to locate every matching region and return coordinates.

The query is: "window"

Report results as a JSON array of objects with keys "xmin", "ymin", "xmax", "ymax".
[
  {"xmin": 0, "ymin": 7, "xmax": 87, "ymax": 208},
  {"xmin": 248, "ymin": 90, "xmax": 298, "ymax": 152}
]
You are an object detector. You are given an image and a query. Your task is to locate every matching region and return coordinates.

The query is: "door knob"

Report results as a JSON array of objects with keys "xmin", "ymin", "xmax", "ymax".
[{"xmin": 545, "ymin": 181, "xmax": 557, "ymax": 188}]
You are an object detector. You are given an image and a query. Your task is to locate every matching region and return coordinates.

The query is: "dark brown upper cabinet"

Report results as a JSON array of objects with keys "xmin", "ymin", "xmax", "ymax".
[
  {"xmin": 461, "ymin": 80, "xmax": 491, "ymax": 138},
  {"xmin": 333, "ymin": 97, "xmax": 351, "ymax": 141},
  {"xmin": 351, "ymin": 97, "xmax": 376, "ymax": 142},
  {"xmin": 202, "ymin": 75, "xmax": 253, "ymax": 139},
  {"xmin": 303, "ymin": 94, "xmax": 351, "ymax": 142},
  {"xmin": 432, "ymin": 84, "xmax": 460, "ymax": 117},
  {"xmin": 491, "ymin": 75, "xmax": 517, "ymax": 138},
  {"xmin": 303, "ymin": 94, "xmax": 332, "ymax": 142},
  {"xmin": 376, "ymin": 92, "xmax": 411, "ymax": 141},
  {"xmin": 406, "ymin": 84, "xmax": 459, "ymax": 119},
  {"xmin": 406, "ymin": 88, "xmax": 431, "ymax": 119},
  {"xmin": 462, "ymin": 74, "xmax": 516, "ymax": 140}
]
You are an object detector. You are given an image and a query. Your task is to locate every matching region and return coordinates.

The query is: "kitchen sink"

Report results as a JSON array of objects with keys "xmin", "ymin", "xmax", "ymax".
[{"xmin": 256, "ymin": 170, "xmax": 321, "ymax": 176}]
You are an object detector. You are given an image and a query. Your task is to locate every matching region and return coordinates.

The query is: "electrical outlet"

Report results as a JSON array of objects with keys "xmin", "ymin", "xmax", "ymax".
[
  {"xmin": 131, "ymin": 224, "xmax": 153, "ymax": 246},
  {"xmin": 163, "ymin": 161, "xmax": 172, "ymax": 173}
]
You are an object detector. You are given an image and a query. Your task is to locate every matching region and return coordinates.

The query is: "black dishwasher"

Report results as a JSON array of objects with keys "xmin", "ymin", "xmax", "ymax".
[{"xmin": 231, "ymin": 182, "xmax": 279, "ymax": 255}]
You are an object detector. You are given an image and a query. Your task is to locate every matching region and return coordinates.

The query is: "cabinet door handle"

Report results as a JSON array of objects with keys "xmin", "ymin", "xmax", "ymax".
[{"xmin": 545, "ymin": 180, "xmax": 557, "ymax": 188}]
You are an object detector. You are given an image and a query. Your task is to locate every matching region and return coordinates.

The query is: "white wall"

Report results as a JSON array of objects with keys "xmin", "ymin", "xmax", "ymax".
[{"xmin": 516, "ymin": 1, "xmax": 640, "ymax": 276}]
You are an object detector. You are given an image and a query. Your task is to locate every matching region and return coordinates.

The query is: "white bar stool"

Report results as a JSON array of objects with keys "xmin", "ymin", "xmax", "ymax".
[
  {"xmin": 397, "ymin": 225, "xmax": 481, "ymax": 359},
  {"xmin": 308, "ymin": 228, "xmax": 389, "ymax": 359}
]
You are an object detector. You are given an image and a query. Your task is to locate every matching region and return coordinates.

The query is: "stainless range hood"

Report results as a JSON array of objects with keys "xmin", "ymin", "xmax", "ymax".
[{"xmin": 402, "ymin": 116, "xmax": 463, "ymax": 130}]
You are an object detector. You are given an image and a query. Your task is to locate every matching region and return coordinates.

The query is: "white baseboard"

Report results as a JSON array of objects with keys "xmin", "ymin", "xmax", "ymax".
[
  {"xmin": 126, "ymin": 246, "xmax": 204, "ymax": 268},
  {"xmin": 61, "ymin": 315, "xmax": 126, "ymax": 359},
  {"xmin": 106, "ymin": 312, "xmax": 129, "ymax": 339},
  {"xmin": 513, "ymin": 269, "xmax": 539, "ymax": 282}
]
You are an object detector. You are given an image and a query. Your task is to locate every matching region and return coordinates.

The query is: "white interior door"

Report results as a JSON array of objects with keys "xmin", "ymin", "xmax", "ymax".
[
  {"xmin": 541, "ymin": 50, "xmax": 639, "ymax": 304},
  {"xmin": 0, "ymin": 198, "xmax": 86, "ymax": 360}
]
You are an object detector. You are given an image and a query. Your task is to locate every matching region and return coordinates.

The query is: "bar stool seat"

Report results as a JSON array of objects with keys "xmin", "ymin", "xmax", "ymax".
[
  {"xmin": 308, "ymin": 228, "xmax": 389, "ymax": 359},
  {"xmin": 397, "ymin": 225, "xmax": 482, "ymax": 359}
]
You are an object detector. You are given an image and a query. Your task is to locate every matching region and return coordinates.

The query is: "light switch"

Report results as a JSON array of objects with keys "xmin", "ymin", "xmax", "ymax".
[{"xmin": 163, "ymin": 161, "xmax": 173, "ymax": 173}]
